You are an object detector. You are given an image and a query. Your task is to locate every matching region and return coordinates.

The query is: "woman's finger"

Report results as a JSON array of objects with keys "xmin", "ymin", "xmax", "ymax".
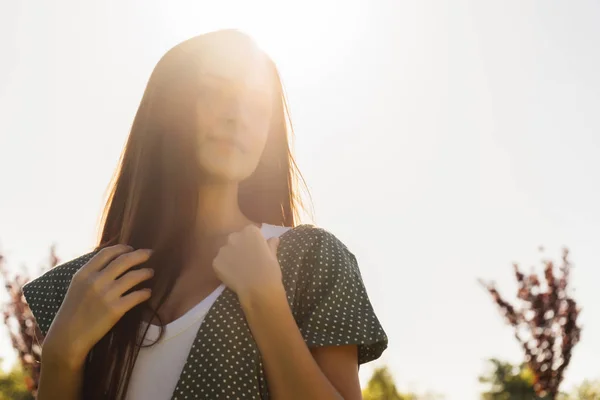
[
  {"xmin": 80, "ymin": 244, "xmax": 134, "ymax": 275},
  {"xmin": 107, "ymin": 268, "xmax": 155, "ymax": 299},
  {"xmin": 99, "ymin": 249, "xmax": 153, "ymax": 282},
  {"xmin": 113, "ymin": 289, "xmax": 153, "ymax": 317}
]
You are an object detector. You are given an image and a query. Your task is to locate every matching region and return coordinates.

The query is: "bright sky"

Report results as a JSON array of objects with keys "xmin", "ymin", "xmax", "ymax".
[{"xmin": 1, "ymin": 1, "xmax": 599, "ymax": 399}]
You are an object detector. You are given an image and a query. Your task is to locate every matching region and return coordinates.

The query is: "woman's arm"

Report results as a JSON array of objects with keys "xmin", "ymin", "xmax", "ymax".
[
  {"xmin": 240, "ymin": 284, "xmax": 363, "ymax": 400},
  {"xmin": 212, "ymin": 225, "xmax": 386, "ymax": 399},
  {"xmin": 37, "ymin": 347, "xmax": 84, "ymax": 400}
]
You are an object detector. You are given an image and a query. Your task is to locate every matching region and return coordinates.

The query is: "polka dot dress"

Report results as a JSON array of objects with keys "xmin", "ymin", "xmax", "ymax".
[{"xmin": 23, "ymin": 224, "xmax": 388, "ymax": 399}]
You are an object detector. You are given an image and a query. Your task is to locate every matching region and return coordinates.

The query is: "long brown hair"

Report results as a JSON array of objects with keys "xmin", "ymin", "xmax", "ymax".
[{"xmin": 83, "ymin": 30, "xmax": 307, "ymax": 399}]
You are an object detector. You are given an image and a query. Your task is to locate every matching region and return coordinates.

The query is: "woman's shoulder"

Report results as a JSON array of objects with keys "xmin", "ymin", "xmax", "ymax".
[
  {"xmin": 282, "ymin": 225, "xmax": 389, "ymax": 363},
  {"xmin": 23, "ymin": 251, "xmax": 97, "ymax": 292},
  {"xmin": 22, "ymin": 251, "xmax": 98, "ymax": 336},
  {"xmin": 279, "ymin": 224, "xmax": 353, "ymax": 254},
  {"xmin": 278, "ymin": 223, "xmax": 359, "ymax": 278}
]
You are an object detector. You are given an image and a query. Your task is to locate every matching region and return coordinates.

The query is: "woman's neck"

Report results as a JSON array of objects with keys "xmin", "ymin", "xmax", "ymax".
[{"xmin": 194, "ymin": 182, "xmax": 255, "ymax": 238}]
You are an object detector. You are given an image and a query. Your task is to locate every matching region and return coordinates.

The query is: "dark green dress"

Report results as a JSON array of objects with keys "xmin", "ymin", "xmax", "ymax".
[{"xmin": 23, "ymin": 224, "xmax": 388, "ymax": 399}]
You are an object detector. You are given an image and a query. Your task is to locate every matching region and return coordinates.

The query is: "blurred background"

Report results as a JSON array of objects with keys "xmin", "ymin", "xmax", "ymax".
[{"xmin": 1, "ymin": 1, "xmax": 599, "ymax": 399}]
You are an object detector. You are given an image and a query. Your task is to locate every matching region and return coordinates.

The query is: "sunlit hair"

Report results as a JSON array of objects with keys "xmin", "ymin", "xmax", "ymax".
[{"xmin": 82, "ymin": 30, "xmax": 308, "ymax": 400}]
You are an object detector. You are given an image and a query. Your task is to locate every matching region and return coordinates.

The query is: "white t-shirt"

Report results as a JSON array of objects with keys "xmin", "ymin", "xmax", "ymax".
[{"xmin": 125, "ymin": 223, "xmax": 291, "ymax": 400}]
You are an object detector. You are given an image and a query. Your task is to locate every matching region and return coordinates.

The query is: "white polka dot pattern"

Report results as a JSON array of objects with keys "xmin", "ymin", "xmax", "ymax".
[
  {"xmin": 21, "ymin": 225, "xmax": 388, "ymax": 399},
  {"xmin": 289, "ymin": 226, "xmax": 388, "ymax": 365}
]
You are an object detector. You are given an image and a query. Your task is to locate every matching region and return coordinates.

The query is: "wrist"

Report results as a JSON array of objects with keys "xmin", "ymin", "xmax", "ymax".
[
  {"xmin": 238, "ymin": 281, "xmax": 287, "ymax": 313},
  {"xmin": 42, "ymin": 337, "xmax": 87, "ymax": 372}
]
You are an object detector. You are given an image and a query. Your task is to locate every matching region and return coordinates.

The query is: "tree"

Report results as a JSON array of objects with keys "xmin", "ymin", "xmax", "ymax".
[
  {"xmin": 0, "ymin": 246, "xmax": 59, "ymax": 397},
  {"xmin": 362, "ymin": 366, "xmax": 444, "ymax": 400},
  {"xmin": 479, "ymin": 358, "xmax": 538, "ymax": 400},
  {"xmin": 480, "ymin": 248, "xmax": 582, "ymax": 399},
  {"xmin": 0, "ymin": 358, "xmax": 34, "ymax": 400},
  {"xmin": 562, "ymin": 379, "xmax": 600, "ymax": 400},
  {"xmin": 363, "ymin": 366, "xmax": 405, "ymax": 400},
  {"xmin": 479, "ymin": 359, "xmax": 599, "ymax": 400}
]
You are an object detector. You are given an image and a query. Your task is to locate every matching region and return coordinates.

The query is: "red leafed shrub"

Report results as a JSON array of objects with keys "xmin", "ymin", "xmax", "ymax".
[
  {"xmin": 480, "ymin": 247, "xmax": 582, "ymax": 399},
  {"xmin": 0, "ymin": 246, "xmax": 59, "ymax": 396}
]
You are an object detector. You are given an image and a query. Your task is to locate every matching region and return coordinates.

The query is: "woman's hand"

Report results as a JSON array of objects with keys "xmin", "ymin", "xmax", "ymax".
[
  {"xmin": 212, "ymin": 224, "xmax": 282, "ymax": 300},
  {"xmin": 42, "ymin": 244, "xmax": 155, "ymax": 370}
]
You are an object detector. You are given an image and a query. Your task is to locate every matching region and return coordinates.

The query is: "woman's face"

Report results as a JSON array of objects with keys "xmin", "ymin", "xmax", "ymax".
[{"xmin": 194, "ymin": 41, "xmax": 275, "ymax": 183}]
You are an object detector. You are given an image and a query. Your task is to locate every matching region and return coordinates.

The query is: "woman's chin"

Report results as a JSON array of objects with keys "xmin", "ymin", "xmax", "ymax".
[{"xmin": 200, "ymin": 165, "xmax": 250, "ymax": 185}]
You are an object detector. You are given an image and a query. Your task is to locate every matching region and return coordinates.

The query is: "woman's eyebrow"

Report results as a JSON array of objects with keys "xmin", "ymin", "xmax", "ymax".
[{"xmin": 198, "ymin": 74, "xmax": 271, "ymax": 96}]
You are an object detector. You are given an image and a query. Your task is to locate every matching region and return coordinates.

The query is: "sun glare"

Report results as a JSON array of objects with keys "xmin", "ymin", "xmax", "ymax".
[{"xmin": 160, "ymin": 0, "xmax": 370, "ymax": 80}]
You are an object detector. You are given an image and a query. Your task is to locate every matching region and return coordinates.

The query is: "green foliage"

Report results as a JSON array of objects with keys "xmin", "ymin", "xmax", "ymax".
[
  {"xmin": 479, "ymin": 358, "xmax": 599, "ymax": 400},
  {"xmin": 363, "ymin": 366, "xmax": 405, "ymax": 400},
  {"xmin": 479, "ymin": 358, "xmax": 540, "ymax": 400},
  {"xmin": 362, "ymin": 366, "xmax": 443, "ymax": 400},
  {"xmin": 559, "ymin": 379, "xmax": 600, "ymax": 400},
  {"xmin": 572, "ymin": 380, "xmax": 600, "ymax": 400},
  {"xmin": 0, "ymin": 360, "xmax": 34, "ymax": 400}
]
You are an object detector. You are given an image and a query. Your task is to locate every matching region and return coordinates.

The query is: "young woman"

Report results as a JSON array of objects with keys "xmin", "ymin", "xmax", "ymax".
[{"xmin": 22, "ymin": 29, "xmax": 387, "ymax": 400}]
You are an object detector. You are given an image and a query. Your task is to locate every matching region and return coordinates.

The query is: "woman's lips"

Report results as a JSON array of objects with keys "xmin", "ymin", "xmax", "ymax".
[{"xmin": 208, "ymin": 137, "xmax": 245, "ymax": 153}]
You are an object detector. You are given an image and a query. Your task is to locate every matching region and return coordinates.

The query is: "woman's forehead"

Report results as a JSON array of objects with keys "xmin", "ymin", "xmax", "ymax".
[{"xmin": 195, "ymin": 39, "xmax": 272, "ymax": 91}]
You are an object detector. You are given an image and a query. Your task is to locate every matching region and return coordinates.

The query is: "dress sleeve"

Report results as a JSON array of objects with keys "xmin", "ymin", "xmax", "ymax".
[
  {"xmin": 22, "ymin": 274, "xmax": 61, "ymax": 338},
  {"xmin": 293, "ymin": 228, "xmax": 388, "ymax": 365}
]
